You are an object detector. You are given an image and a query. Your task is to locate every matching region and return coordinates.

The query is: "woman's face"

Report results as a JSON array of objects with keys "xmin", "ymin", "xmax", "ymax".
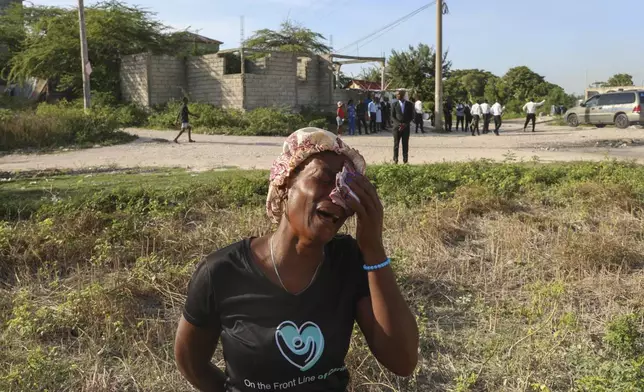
[{"xmin": 283, "ymin": 151, "xmax": 350, "ymax": 244}]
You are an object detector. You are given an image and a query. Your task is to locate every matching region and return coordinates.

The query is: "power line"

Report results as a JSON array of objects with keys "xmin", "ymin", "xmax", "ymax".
[
  {"xmin": 320, "ymin": 0, "xmax": 352, "ymax": 18},
  {"xmin": 240, "ymin": 15, "xmax": 245, "ymax": 46},
  {"xmin": 335, "ymin": 1, "xmax": 436, "ymax": 54},
  {"xmin": 352, "ymin": 5, "xmax": 431, "ymax": 54}
]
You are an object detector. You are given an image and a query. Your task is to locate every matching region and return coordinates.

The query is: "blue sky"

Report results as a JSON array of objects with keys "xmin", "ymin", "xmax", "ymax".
[{"xmin": 32, "ymin": 0, "xmax": 644, "ymax": 95}]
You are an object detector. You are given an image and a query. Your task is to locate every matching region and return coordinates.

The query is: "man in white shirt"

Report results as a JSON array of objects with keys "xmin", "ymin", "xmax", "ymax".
[
  {"xmin": 523, "ymin": 99, "xmax": 546, "ymax": 132},
  {"xmin": 480, "ymin": 100, "xmax": 491, "ymax": 134},
  {"xmin": 414, "ymin": 96, "xmax": 425, "ymax": 134},
  {"xmin": 491, "ymin": 101, "xmax": 504, "ymax": 136},
  {"xmin": 470, "ymin": 101, "xmax": 482, "ymax": 136},
  {"xmin": 368, "ymin": 98, "xmax": 378, "ymax": 134}
]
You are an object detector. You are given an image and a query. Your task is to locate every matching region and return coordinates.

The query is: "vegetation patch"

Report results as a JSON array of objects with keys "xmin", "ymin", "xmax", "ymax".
[
  {"xmin": 1, "ymin": 161, "xmax": 644, "ymax": 391},
  {"xmin": 0, "ymin": 101, "xmax": 138, "ymax": 152}
]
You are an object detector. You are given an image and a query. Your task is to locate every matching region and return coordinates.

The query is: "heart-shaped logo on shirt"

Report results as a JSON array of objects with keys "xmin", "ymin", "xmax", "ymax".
[{"xmin": 275, "ymin": 321, "xmax": 325, "ymax": 372}]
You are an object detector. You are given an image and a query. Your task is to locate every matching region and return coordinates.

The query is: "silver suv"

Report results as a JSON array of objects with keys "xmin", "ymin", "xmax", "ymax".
[{"xmin": 565, "ymin": 90, "xmax": 644, "ymax": 129}]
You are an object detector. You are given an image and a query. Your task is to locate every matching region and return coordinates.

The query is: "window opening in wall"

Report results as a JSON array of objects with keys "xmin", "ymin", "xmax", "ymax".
[
  {"xmin": 297, "ymin": 58, "xmax": 308, "ymax": 82},
  {"xmin": 223, "ymin": 52, "xmax": 252, "ymax": 75}
]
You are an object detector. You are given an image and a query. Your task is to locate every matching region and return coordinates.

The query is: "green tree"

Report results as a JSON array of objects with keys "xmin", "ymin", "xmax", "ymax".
[
  {"xmin": 358, "ymin": 66, "xmax": 382, "ymax": 83},
  {"xmin": 484, "ymin": 77, "xmax": 509, "ymax": 105},
  {"xmin": 501, "ymin": 66, "xmax": 547, "ymax": 103},
  {"xmin": 546, "ymin": 86, "xmax": 576, "ymax": 110},
  {"xmin": 605, "ymin": 73, "xmax": 634, "ymax": 87},
  {"xmin": 244, "ymin": 20, "xmax": 331, "ymax": 55},
  {"xmin": 444, "ymin": 69, "xmax": 497, "ymax": 103},
  {"xmin": 3, "ymin": 1, "xmax": 176, "ymax": 97},
  {"xmin": 386, "ymin": 43, "xmax": 451, "ymax": 100}
]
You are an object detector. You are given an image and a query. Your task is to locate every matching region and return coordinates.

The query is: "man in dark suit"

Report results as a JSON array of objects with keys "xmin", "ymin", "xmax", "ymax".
[{"xmin": 391, "ymin": 89, "xmax": 414, "ymax": 164}]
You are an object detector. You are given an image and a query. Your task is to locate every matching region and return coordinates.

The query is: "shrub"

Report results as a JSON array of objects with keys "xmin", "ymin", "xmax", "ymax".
[
  {"xmin": 0, "ymin": 103, "xmax": 136, "ymax": 152},
  {"xmin": 307, "ymin": 118, "xmax": 328, "ymax": 130},
  {"xmin": 245, "ymin": 107, "xmax": 305, "ymax": 136},
  {"xmin": 604, "ymin": 313, "xmax": 644, "ymax": 358},
  {"xmin": 147, "ymin": 101, "xmax": 325, "ymax": 136},
  {"xmin": 0, "ymin": 96, "xmax": 35, "ymax": 111}
]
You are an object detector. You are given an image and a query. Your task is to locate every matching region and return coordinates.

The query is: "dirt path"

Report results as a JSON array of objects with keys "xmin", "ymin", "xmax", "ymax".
[{"xmin": 2, "ymin": 120, "xmax": 644, "ymax": 172}]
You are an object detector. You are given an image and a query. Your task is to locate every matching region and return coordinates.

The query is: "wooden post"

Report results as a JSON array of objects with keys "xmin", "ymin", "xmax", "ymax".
[
  {"xmin": 78, "ymin": 0, "xmax": 91, "ymax": 111},
  {"xmin": 434, "ymin": 0, "xmax": 443, "ymax": 130}
]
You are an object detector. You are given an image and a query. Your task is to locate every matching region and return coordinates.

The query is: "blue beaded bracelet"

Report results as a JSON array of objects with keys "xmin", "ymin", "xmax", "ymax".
[{"xmin": 363, "ymin": 258, "xmax": 391, "ymax": 271}]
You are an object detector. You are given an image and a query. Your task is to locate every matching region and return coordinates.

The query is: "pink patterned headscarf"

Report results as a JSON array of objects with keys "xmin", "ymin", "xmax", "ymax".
[{"xmin": 266, "ymin": 127, "xmax": 366, "ymax": 223}]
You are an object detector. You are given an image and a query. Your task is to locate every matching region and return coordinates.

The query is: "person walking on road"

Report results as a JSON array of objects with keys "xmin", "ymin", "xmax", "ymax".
[
  {"xmin": 523, "ymin": 99, "xmax": 546, "ymax": 132},
  {"xmin": 392, "ymin": 89, "xmax": 414, "ymax": 164},
  {"xmin": 480, "ymin": 100, "xmax": 491, "ymax": 134},
  {"xmin": 174, "ymin": 97, "xmax": 199, "ymax": 143},
  {"xmin": 491, "ymin": 101, "xmax": 504, "ymax": 136},
  {"xmin": 455, "ymin": 102, "xmax": 465, "ymax": 132},
  {"xmin": 470, "ymin": 101, "xmax": 481, "ymax": 136},
  {"xmin": 414, "ymin": 96, "xmax": 425, "ymax": 134}
]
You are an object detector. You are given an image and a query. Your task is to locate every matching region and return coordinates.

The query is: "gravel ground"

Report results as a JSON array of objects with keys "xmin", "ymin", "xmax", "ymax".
[{"xmin": 2, "ymin": 119, "xmax": 644, "ymax": 172}]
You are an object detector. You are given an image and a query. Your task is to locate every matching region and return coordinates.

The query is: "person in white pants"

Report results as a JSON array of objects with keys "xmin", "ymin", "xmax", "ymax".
[{"xmin": 523, "ymin": 99, "xmax": 546, "ymax": 132}]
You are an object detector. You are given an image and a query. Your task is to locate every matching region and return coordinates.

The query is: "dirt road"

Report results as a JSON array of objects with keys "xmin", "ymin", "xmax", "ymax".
[{"xmin": 2, "ymin": 120, "xmax": 644, "ymax": 172}]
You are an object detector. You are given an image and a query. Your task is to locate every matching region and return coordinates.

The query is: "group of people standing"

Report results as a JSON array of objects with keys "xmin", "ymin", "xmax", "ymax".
[
  {"xmin": 336, "ymin": 90, "xmax": 549, "ymax": 164},
  {"xmin": 417, "ymin": 98, "xmax": 547, "ymax": 136},
  {"xmin": 337, "ymin": 95, "xmax": 394, "ymax": 136},
  {"xmin": 336, "ymin": 91, "xmax": 416, "ymax": 163},
  {"xmin": 437, "ymin": 99, "xmax": 503, "ymax": 136}
]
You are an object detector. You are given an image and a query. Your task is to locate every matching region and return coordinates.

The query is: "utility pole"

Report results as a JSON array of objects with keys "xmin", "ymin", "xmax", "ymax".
[
  {"xmin": 240, "ymin": 15, "xmax": 246, "ymax": 110},
  {"xmin": 381, "ymin": 52, "xmax": 385, "ymax": 94},
  {"xmin": 78, "ymin": 0, "xmax": 91, "ymax": 111},
  {"xmin": 434, "ymin": 0, "xmax": 443, "ymax": 131}
]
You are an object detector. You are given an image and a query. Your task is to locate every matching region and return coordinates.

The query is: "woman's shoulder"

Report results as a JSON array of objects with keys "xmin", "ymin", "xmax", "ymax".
[{"xmin": 200, "ymin": 238, "xmax": 251, "ymax": 273}]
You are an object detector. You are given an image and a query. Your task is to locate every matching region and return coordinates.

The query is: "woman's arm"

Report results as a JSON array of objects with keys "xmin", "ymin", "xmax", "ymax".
[
  {"xmin": 175, "ymin": 316, "xmax": 227, "ymax": 392},
  {"xmin": 356, "ymin": 271, "xmax": 419, "ymax": 376},
  {"xmin": 346, "ymin": 175, "xmax": 419, "ymax": 377}
]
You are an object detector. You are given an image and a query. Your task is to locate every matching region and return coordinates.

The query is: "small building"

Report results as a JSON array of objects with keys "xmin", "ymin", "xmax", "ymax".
[
  {"xmin": 585, "ymin": 85, "xmax": 644, "ymax": 101},
  {"xmin": 170, "ymin": 31, "xmax": 223, "ymax": 56},
  {"xmin": 344, "ymin": 79, "xmax": 383, "ymax": 92}
]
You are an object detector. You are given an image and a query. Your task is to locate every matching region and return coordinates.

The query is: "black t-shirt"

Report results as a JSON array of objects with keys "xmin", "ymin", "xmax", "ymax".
[
  {"xmin": 180, "ymin": 104, "xmax": 190, "ymax": 123},
  {"xmin": 183, "ymin": 235, "xmax": 370, "ymax": 392}
]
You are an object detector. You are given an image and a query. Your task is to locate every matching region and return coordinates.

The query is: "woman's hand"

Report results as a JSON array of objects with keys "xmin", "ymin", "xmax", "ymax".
[{"xmin": 346, "ymin": 174, "xmax": 386, "ymax": 265}]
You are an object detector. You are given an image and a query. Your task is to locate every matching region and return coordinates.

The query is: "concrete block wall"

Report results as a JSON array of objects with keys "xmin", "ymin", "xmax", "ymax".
[
  {"xmin": 120, "ymin": 51, "xmax": 358, "ymax": 112},
  {"xmin": 296, "ymin": 57, "xmax": 319, "ymax": 108},
  {"xmin": 186, "ymin": 54, "xmax": 225, "ymax": 105},
  {"xmin": 317, "ymin": 56, "xmax": 334, "ymax": 110},
  {"xmin": 148, "ymin": 55, "xmax": 186, "ymax": 106},
  {"xmin": 220, "ymin": 75, "xmax": 243, "ymax": 108},
  {"xmin": 245, "ymin": 52, "xmax": 297, "ymax": 110},
  {"xmin": 120, "ymin": 53, "xmax": 149, "ymax": 107}
]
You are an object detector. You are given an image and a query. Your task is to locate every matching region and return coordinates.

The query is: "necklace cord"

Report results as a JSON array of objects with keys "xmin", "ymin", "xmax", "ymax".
[{"xmin": 269, "ymin": 235, "xmax": 323, "ymax": 295}]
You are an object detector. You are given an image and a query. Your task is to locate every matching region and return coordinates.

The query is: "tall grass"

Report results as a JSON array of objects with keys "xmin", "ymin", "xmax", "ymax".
[
  {"xmin": 147, "ymin": 100, "xmax": 332, "ymax": 136},
  {"xmin": 0, "ymin": 100, "xmax": 143, "ymax": 152},
  {"xmin": 1, "ymin": 161, "xmax": 643, "ymax": 391}
]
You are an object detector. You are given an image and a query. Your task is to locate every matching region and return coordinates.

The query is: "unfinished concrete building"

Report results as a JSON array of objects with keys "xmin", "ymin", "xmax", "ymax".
[{"xmin": 120, "ymin": 49, "xmax": 366, "ymax": 112}]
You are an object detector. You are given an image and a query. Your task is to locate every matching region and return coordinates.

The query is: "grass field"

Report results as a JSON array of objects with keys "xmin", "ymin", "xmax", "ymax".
[{"xmin": 1, "ymin": 161, "xmax": 643, "ymax": 392}]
